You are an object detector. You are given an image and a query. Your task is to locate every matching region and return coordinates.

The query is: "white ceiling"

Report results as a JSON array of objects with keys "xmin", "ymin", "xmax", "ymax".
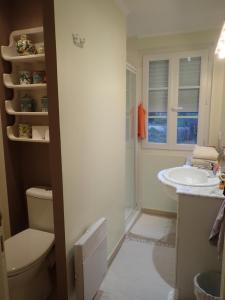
[{"xmin": 117, "ymin": 0, "xmax": 225, "ymax": 37}]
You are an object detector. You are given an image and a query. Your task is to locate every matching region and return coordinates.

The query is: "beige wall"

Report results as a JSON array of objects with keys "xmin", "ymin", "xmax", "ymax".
[
  {"xmin": 138, "ymin": 150, "xmax": 188, "ymax": 212},
  {"xmin": 126, "ymin": 37, "xmax": 138, "ymax": 68},
  {"xmin": 221, "ymin": 66, "xmax": 225, "ymax": 143},
  {"xmin": 54, "ymin": 0, "xmax": 126, "ymax": 298},
  {"xmin": 0, "ymin": 115, "xmax": 10, "ymax": 238},
  {"xmin": 127, "ymin": 30, "xmax": 225, "ymax": 212},
  {"xmin": 209, "ymin": 57, "xmax": 225, "ymax": 146}
]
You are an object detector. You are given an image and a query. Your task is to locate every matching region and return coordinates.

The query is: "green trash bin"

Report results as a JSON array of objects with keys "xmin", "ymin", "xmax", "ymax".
[{"xmin": 194, "ymin": 271, "xmax": 221, "ymax": 300}]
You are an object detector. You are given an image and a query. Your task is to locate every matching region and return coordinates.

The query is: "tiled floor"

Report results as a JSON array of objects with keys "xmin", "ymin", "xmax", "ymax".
[{"xmin": 97, "ymin": 214, "xmax": 176, "ymax": 300}]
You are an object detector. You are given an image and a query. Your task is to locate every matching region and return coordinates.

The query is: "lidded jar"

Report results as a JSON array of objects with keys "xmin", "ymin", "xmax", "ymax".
[
  {"xmin": 20, "ymin": 94, "xmax": 35, "ymax": 112},
  {"xmin": 16, "ymin": 34, "xmax": 36, "ymax": 56},
  {"xmin": 40, "ymin": 96, "xmax": 48, "ymax": 112}
]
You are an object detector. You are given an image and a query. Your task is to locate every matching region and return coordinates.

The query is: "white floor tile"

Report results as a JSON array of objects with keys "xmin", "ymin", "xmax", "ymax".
[{"xmin": 98, "ymin": 214, "xmax": 176, "ymax": 300}]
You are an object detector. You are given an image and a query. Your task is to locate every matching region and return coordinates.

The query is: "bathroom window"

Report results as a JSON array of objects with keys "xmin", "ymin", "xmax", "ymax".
[{"xmin": 143, "ymin": 51, "xmax": 209, "ymax": 150}]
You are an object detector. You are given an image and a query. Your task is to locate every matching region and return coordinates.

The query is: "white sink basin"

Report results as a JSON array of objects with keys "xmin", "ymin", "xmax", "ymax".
[
  {"xmin": 163, "ymin": 166, "xmax": 219, "ymax": 187},
  {"xmin": 158, "ymin": 166, "xmax": 220, "ymax": 201}
]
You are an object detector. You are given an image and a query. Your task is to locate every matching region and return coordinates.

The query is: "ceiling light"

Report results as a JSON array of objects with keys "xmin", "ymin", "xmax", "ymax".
[{"xmin": 215, "ymin": 22, "xmax": 225, "ymax": 59}]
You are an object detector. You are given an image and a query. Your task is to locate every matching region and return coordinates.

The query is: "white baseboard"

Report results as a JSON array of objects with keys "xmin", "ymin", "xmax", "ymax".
[
  {"xmin": 107, "ymin": 233, "xmax": 125, "ymax": 267},
  {"xmin": 125, "ymin": 209, "xmax": 141, "ymax": 233},
  {"xmin": 142, "ymin": 208, "xmax": 177, "ymax": 219},
  {"xmin": 107, "ymin": 209, "xmax": 141, "ymax": 267}
]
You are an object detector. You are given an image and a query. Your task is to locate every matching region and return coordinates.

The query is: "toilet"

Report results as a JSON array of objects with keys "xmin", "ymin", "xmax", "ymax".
[{"xmin": 4, "ymin": 187, "xmax": 55, "ymax": 300}]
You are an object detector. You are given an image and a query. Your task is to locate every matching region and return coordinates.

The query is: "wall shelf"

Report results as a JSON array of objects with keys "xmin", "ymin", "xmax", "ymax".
[
  {"xmin": 7, "ymin": 125, "xmax": 49, "ymax": 143},
  {"xmin": 1, "ymin": 51, "xmax": 45, "ymax": 63},
  {"xmin": 1, "ymin": 26, "xmax": 44, "ymax": 63},
  {"xmin": 3, "ymin": 74, "xmax": 47, "ymax": 90},
  {"xmin": 5, "ymin": 100, "xmax": 48, "ymax": 116}
]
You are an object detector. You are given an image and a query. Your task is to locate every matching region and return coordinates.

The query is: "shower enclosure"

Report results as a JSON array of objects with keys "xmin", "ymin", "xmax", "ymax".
[{"xmin": 125, "ymin": 64, "xmax": 138, "ymax": 223}]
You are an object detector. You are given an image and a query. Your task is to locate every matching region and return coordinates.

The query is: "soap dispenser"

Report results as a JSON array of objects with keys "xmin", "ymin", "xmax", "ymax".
[{"xmin": 217, "ymin": 149, "xmax": 225, "ymax": 173}]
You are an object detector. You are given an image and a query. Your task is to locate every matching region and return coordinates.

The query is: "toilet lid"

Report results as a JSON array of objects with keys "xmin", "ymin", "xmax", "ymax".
[{"xmin": 5, "ymin": 228, "xmax": 55, "ymax": 276}]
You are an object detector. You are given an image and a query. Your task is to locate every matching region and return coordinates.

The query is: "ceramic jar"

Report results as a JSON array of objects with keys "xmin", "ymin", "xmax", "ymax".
[
  {"xmin": 19, "ymin": 71, "xmax": 32, "ymax": 85},
  {"xmin": 41, "ymin": 96, "xmax": 48, "ymax": 112},
  {"xmin": 16, "ymin": 34, "xmax": 36, "ymax": 56},
  {"xmin": 37, "ymin": 44, "xmax": 45, "ymax": 54},
  {"xmin": 33, "ymin": 71, "xmax": 45, "ymax": 84},
  {"xmin": 20, "ymin": 94, "xmax": 35, "ymax": 112},
  {"xmin": 18, "ymin": 124, "xmax": 32, "ymax": 138}
]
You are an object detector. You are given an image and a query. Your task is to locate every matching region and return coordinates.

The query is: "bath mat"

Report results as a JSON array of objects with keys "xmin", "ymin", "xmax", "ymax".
[{"xmin": 127, "ymin": 214, "xmax": 176, "ymax": 247}]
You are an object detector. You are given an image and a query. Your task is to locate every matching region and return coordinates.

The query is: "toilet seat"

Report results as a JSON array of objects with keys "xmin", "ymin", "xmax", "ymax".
[{"xmin": 5, "ymin": 228, "xmax": 54, "ymax": 277}]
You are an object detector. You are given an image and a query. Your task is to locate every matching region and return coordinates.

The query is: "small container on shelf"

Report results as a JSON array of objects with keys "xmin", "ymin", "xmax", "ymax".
[
  {"xmin": 20, "ymin": 94, "xmax": 35, "ymax": 112},
  {"xmin": 16, "ymin": 34, "xmax": 36, "ymax": 56},
  {"xmin": 40, "ymin": 96, "xmax": 48, "ymax": 112},
  {"xmin": 32, "ymin": 126, "xmax": 49, "ymax": 141},
  {"xmin": 36, "ymin": 44, "xmax": 45, "ymax": 54},
  {"xmin": 219, "ymin": 174, "xmax": 225, "ymax": 190},
  {"xmin": 18, "ymin": 123, "xmax": 32, "ymax": 138},
  {"xmin": 33, "ymin": 71, "xmax": 46, "ymax": 84},
  {"xmin": 219, "ymin": 181, "xmax": 224, "ymax": 190},
  {"xmin": 19, "ymin": 70, "xmax": 32, "ymax": 85}
]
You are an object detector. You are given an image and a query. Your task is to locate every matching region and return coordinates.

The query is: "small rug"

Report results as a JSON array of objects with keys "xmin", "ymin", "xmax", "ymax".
[{"xmin": 127, "ymin": 214, "xmax": 176, "ymax": 248}]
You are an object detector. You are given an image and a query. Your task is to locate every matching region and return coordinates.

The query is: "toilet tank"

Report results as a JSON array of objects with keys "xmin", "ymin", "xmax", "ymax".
[{"xmin": 26, "ymin": 187, "xmax": 54, "ymax": 233}]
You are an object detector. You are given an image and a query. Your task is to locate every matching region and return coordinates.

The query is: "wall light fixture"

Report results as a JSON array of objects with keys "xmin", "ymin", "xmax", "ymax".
[{"xmin": 215, "ymin": 22, "xmax": 225, "ymax": 59}]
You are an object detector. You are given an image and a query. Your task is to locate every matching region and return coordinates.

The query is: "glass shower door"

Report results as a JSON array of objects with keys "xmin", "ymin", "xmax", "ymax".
[{"xmin": 125, "ymin": 66, "xmax": 137, "ymax": 221}]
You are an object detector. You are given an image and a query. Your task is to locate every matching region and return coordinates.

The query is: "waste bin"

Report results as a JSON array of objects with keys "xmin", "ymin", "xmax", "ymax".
[{"xmin": 194, "ymin": 271, "xmax": 221, "ymax": 300}]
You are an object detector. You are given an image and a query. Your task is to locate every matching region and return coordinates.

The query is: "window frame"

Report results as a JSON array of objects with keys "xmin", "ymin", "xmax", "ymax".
[{"xmin": 142, "ymin": 50, "xmax": 211, "ymax": 151}]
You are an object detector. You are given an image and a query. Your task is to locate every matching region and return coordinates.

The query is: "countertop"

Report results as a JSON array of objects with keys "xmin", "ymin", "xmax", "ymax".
[{"xmin": 158, "ymin": 169, "xmax": 225, "ymax": 199}]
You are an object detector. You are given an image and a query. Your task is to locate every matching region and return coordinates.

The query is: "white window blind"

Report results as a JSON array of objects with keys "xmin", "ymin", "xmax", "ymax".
[
  {"xmin": 179, "ymin": 57, "xmax": 201, "ymax": 87},
  {"xmin": 148, "ymin": 60, "xmax": 169, "ymax": 143},
  {"xmin": 149, "ymin": 60, "xmax": 169, "ymax": 88}
]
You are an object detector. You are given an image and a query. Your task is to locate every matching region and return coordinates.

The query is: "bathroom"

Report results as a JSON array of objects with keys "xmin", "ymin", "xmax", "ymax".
[{"xmin": 0, "ymin": 0, "xmax": 225, "ymax": 299}]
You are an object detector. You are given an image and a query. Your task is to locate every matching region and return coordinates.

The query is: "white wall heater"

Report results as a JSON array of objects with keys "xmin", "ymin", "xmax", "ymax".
[{"xmin": 74, "ymin": 218, "xmax": 107, "ymax": 300}]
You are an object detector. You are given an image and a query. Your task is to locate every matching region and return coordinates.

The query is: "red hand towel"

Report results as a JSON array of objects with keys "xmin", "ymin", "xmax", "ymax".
[{"xmin": 138, "ymin": 103, "xmax": 146, "ymax": 140}]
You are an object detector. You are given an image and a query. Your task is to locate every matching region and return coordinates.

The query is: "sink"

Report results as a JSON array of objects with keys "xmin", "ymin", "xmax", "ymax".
[
  {"xmin": 163, "ymin": 166, "xmax": 219, "ymax": 187},
  {"xmin": 158, "ymin": 166, "xmax": 220, "ymax": 201}
]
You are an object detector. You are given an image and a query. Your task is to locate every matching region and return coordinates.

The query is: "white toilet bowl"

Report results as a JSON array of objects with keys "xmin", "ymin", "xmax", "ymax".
[{"xmin": 5, "ymin": 228, "xmax": 55, "ymax": 300}]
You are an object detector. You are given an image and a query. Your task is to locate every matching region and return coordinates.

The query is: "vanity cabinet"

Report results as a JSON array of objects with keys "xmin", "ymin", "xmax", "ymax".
[{"xmin": 176, "ymin": 194, "xmax": 223, "ymax": 299}]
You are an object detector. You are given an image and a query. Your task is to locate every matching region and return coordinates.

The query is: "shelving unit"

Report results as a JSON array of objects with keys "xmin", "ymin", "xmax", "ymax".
[
  {"xmin": 0, "ymin": 4, "xmax": 68, "ymax": 298},
  {"xmin": 1, "ymin": 26, "xmax": 49, "ymax": 143}
]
